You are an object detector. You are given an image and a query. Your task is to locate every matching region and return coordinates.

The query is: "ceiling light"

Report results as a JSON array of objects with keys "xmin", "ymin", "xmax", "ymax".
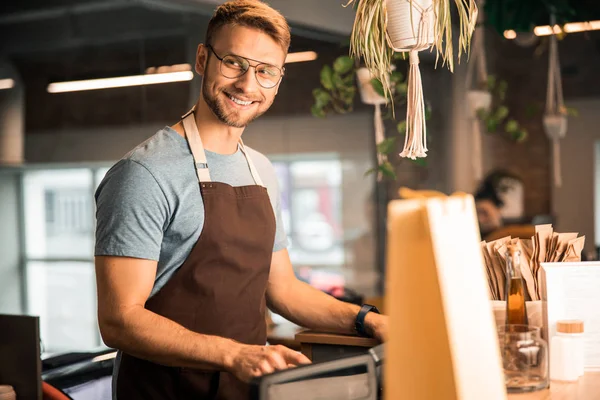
[
  {"xmin": 285, "ymin": 51, "xmax": 318, "ymax": 64},
  {"xmin": 533, "ymin": 20, "xmax": 600, "ymax": 36},
  {"xmin": 46, "ymin": 50, "xmax": 318, "ymax": 93},
  {"xmin": 503, "ymin": 30, "xmax": 517, "ymax": 39},
  {"xmin": 0, "ymin": 79, "xmax": 15, "ymax": 90},
  {"xmin": 47, "ymin": 71, "xmax": 194, "ymax": 93}
]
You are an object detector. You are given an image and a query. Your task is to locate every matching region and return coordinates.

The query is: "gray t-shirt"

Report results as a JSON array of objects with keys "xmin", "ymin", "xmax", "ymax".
[{"xmin": 95, "ymin": 126, "xmax": 288, "ymax": 297}]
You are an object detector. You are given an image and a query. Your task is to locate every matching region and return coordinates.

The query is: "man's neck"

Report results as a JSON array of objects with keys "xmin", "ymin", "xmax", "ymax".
[
  {"xmin": 171, "ymin": 98, "xmax": 245, "ymax": 155},
  {"xmin": 195, "ymin": 100, "xmax": 245, "ymax": 155}
]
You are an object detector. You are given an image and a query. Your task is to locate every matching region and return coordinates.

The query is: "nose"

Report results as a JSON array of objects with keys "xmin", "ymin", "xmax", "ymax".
[{"xmin": 233, "ymin": 68, "xmax": 260, "ymax": 93}]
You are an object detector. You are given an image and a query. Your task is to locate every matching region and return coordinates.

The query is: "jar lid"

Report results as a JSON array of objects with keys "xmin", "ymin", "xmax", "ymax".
[{"xmin": 557, "ymin": 320, "xmax": 584, "ymax": 334}]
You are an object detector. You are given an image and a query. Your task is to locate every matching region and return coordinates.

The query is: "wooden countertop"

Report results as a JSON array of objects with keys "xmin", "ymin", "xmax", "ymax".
[
  {"xmin": 507, "ymin": 373, "xmax": 600, "ymax": 399},
  {"xmin": 294, "ymin": 330, "xmax": 378, "ymax": 348}
]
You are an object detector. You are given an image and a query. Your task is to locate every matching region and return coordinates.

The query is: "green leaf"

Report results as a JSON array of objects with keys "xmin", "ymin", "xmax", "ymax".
[
  {"xmin": 395, "ymin": 82, "xmax": 408, "ymax": 96},
  {"xmin": 332, "ymin": 73, "xmax": 345, "ymax": 89},
  {"xmin": 390, "ymin": 70, "xmax": 404, "ymax": 83},
  {"xmin": 411, "ymin": 157, "xmax": 428, "ymax": 167},
  {"xmin": 333, "ymin": 56, "xmax": 354, "ymax": 75},
  {"xmin": 377, "ymin": 137, "xmax": 397, "ymax": 155},
  {"xmin": 486, "ymin": 75, "xmax": 497, "ymax": 91},
  {"xmin": 312, "ymin": 88, "xmax": 331, "ymax": 108},
  {"xmin": 379, "ymin": 161, "xmax": 397, "ymax": 179},
  {"xmin": 397, "ymin": 120, "xmax": 407, "ymax": 134},
  {"xmin": 311, "ymin": 104, "xmax": 326, "ymax": 118},
  {"xmin": 505, "ymin": 119, "xmax": 519, "ymax": 133},
  {"xmin": 364, "ymin": 167, "xmax": 376, "ymax": 177},
  {"xmin": 565, "ymin": 107, "xmax": 579, "ymax": 117},
  {"xmin": 393, "ymin": 52, "xmax": 408, "ymax": 61},
  {"xmin": 425, "ymin": 102, "xmax": 433, "ymax": 120},
  {"xmin": 512, "ymin": 129, "xmax": 528, "ymax": 142},
  {"xmin": 320, "ymin": 65, "xmax": 334, "ymax": 90},
  {"xmin": 494, "ymin": 105, "xmax": 509, "ymax": 121},
  {"xmin": 370, "ymin": 78, "xmax": 385, "ymax": 98},
  {"xmin": 497, "ymin": 80, "xmax": 508, "ymax": 101},
  {"xmin": 486, "ymin": 119, "xmax": 498, "ymax": 133},
  {"xmin": 476, "ymin": 108, "xmax": 489, "ymax": 120}
]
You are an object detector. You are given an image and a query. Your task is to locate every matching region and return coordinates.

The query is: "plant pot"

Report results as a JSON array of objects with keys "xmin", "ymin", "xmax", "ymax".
[
  {"xmin": 543, "ymin": 113, "xmax": 567, "ymax": 140},
  {"xmin": 467, "ymin": 90, "xmax": 492, "ymax": 118},
  {"xmin": 386, "ymin": 0, "xmax": 435, "ymax": 51},
  {"xmin": 356, "ymin": 67, "xmax": 388, "ymax": 105}
]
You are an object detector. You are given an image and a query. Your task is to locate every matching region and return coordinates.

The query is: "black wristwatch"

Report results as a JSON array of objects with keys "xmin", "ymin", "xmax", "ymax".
[{"xmin": 355, "ymin": 304, "xmax": 380, "ymax": 337}]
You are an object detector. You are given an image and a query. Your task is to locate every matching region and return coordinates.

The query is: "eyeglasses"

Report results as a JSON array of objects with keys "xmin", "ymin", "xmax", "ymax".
[{"xmin": 205, "ymin": 45, "xmax": 284, "ymax": 89}]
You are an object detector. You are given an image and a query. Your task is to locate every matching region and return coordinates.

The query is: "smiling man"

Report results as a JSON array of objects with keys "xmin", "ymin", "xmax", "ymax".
[{"xmin": 93, "ymin": 1, "xmax": 387, "ymax": 399}]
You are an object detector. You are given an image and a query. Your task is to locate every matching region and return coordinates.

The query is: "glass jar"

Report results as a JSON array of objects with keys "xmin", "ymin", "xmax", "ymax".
[{"xmin": 497, "ymin": 324, "xmax": 549, "ymax": 393}]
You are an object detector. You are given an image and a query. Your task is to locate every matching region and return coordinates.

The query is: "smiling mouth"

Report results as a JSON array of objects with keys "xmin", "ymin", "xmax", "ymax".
[{"xmin": 225, "ymin": 92, "xmax": 255, "ymax": 106}]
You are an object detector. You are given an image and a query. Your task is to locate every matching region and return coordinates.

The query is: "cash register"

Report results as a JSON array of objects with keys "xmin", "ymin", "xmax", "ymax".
[{"xmin": 251, "ymin": 344, "xmax": 384, "ymax": 400}]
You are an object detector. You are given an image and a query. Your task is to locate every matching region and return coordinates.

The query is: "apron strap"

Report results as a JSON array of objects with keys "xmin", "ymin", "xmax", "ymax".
[
  {"xmin": 238, "ymin": 138, "xmax": 264, "ymax": 187},
  {"xmin": 181, "ymin": 108, "xmax": 264, "ymax": 186},
  {"xmin": 182, "ymin": 111, "xmax": 211, "ymax": 182}
]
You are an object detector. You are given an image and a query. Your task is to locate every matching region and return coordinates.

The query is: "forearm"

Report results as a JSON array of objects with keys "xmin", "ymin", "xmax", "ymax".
[
  {"xmin": 268, "ymin": 279, "xmax": 360, "ymax": 335},
  {"xmin": 100, "ymin": 306, "xmax": 237, "ymax": 371}
]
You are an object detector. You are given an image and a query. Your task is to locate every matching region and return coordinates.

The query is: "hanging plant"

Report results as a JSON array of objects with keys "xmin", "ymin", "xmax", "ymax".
[
  {"xmin": 475, "ymin": 75, "xmax": 528, "ymax": 143},
  {"xmin": 312, "ymin": 54, "xmax": 431, "ymax": 180},
  {"xmin": 343, "ymin": 0, "xmax": 477, "ymax": 161}
]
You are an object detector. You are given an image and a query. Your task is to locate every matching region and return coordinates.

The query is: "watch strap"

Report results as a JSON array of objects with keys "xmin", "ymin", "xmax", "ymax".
[{"xmin": 355, "ymin": 304, "xmax": 380, "ymax": 337}]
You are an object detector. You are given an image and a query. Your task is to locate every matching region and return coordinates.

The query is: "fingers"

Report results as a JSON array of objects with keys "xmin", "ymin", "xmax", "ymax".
[
  {"xmin": 266, "ymin": 349, "xmax": 288, "ymax": 370},
  {"xmin": 274, "ymin": 345, "xmax": 312, "ymax": 366}
]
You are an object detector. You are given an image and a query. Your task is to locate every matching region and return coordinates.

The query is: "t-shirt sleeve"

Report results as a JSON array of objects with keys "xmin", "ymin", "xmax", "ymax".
[{"xmin": 94, "ymin": 159, "xmax": 169, "ymax": 260}]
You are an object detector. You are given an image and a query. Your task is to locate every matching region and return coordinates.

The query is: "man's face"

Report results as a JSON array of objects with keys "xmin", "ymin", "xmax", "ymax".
[
  {"xmin": 476, "ymin": 199, "xmax": 503, "ymax": 236},
  {"xmin": 196, "ymin": 25, "xmax": 286, "ymax": 128}
]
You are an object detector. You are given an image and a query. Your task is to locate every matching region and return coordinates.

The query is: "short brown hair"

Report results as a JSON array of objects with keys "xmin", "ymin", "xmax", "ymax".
[{"xmin": 206, "ymin": 0, "xmax": 291, "ymax": 53}]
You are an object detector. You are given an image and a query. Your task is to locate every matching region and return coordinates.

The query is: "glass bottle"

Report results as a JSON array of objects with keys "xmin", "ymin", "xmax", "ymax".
[{"xmin": 505, "ymin": 245, "xmax": 528, "ymax": 326}]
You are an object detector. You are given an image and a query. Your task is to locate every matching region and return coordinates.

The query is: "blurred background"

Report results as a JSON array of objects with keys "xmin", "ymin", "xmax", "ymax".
[{"xmin": 1, "ymin": 0, "xmax": 600, "ymax": 357}]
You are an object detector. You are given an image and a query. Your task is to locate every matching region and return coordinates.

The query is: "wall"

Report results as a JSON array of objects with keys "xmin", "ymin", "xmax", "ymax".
[
  {"xmin": 551, "ymin": 98, "xmax": 600, "ymax": 253},
  {"xmin": 0, "ymin": 170, "xmax": 22, "ymax": 314}
]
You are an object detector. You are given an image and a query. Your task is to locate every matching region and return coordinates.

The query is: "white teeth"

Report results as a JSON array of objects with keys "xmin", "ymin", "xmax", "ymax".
[{"xmin": 228, "ymin": 94, "xmax": 252, "ymax": 106}]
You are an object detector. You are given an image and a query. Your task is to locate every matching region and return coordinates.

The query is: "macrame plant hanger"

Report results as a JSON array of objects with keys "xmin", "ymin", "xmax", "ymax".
[
  {"xmin": 386, "ymin": 0, "xmax": 435, "ymax": 160},
  {"xmin": 543, "ymin": 12, "xmax": 567, "ymax": 188},
  {"xmin": 465, "ymin": 0, "xmax": 488, "ymax": 181}
]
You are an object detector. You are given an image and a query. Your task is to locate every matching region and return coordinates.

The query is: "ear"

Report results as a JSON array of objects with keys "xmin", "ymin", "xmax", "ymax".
[{"xmin": 195, "ymin": 44, "xmax": 208, "ymax": 75}]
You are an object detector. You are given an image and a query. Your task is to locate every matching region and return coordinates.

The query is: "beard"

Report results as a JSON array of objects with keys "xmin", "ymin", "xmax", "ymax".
[{"xmin": 202, "ymin": 78, "xmax": 272, "ymax": 128}]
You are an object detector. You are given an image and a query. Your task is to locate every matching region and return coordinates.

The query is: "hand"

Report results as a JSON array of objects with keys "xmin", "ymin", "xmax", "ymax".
[
  {"xmin": 365, "ymin": 312, "xmax": 388, "ymax": 343},
  {"xmin": 227, "ymin": 343, "xmax": 312, "ymax": 383}
]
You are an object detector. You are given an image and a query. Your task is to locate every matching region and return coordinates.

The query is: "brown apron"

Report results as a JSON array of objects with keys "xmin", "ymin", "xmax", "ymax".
[{"xmin": 116, "ymin": 109, "xmax": 276, "ymax": 399}]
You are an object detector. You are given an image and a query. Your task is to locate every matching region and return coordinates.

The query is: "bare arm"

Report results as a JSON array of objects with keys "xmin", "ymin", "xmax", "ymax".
[
  {"xmin": 95, "ymin": 255, "xmax": 235, "ymax": 369},
  {"xmin": 95, "ymin": 255, "xmax": 309, "ymax": 381},
  {"xmin": 265, "ymin": 249, "xmax": 387, "ymax": 340}
]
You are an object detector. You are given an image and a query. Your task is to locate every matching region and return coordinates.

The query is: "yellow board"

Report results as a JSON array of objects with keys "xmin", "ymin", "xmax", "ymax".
[{"xmin": 384, "ymin": 194, "xmax": 506, "ymax": 400}]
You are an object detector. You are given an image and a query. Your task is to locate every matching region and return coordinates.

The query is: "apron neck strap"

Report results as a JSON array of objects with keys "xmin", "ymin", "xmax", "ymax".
[{"xmin": 181, "ymin": 108, "xmax": 264, "ymax": 187}]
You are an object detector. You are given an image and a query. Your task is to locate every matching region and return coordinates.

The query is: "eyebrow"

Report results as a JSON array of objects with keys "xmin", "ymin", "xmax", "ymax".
[{"xmin": 213, "ymin": 46, "xmax": 283, "ymax": 70}]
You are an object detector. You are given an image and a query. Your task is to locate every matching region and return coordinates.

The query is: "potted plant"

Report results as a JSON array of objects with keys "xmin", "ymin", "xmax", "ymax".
[
  {"xmin": 344, "ymin": 0, "xmax": 478, "ymax": 160},
  {"xmin": 312, "ymin": 54, "xmax": 431, "ymax": 180}
]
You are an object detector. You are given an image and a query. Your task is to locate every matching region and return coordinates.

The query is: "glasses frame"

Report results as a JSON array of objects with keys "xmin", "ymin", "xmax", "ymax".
[{"xmin": 205, "ymin": 45, "xmax": 284, "ymax": 89}]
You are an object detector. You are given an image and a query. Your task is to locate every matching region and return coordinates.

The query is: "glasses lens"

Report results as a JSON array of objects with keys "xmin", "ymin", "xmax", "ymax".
[
  {"xmin": 220, "ymin": 55, "xmax": 248, "ymax": 78},
  {"xmin": 256, "ymin": 64, "xmax": 281, "ymax": 88}
]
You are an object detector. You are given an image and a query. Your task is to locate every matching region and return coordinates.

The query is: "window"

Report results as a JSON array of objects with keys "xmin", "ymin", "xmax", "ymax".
[
  {"xmin": 273, "ymin": 159, "xmax": 344, "ymax": 268},
  {"xmin": 22, "ymin": 167, "xmax": 110, "ymax": 354}
]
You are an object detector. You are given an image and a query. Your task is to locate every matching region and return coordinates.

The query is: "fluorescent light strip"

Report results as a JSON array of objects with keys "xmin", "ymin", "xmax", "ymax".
[
  {"xmin": 505, "ymin": 20, "xmax": 600, "ymax": 39},
  {"xmin": 47, "ymin": 50, "xmax": 317, "ymax": 93},
  {"xmin": 47, "ymin": 71, "xmax": 194, "ymax": 93},
  {"xmin": 285, "ymin": 51, "xmax": 318, "ymax": 64},
  {"xmin": 0, "ymin": 78, "xmax": 15, "ymax": 90}
]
